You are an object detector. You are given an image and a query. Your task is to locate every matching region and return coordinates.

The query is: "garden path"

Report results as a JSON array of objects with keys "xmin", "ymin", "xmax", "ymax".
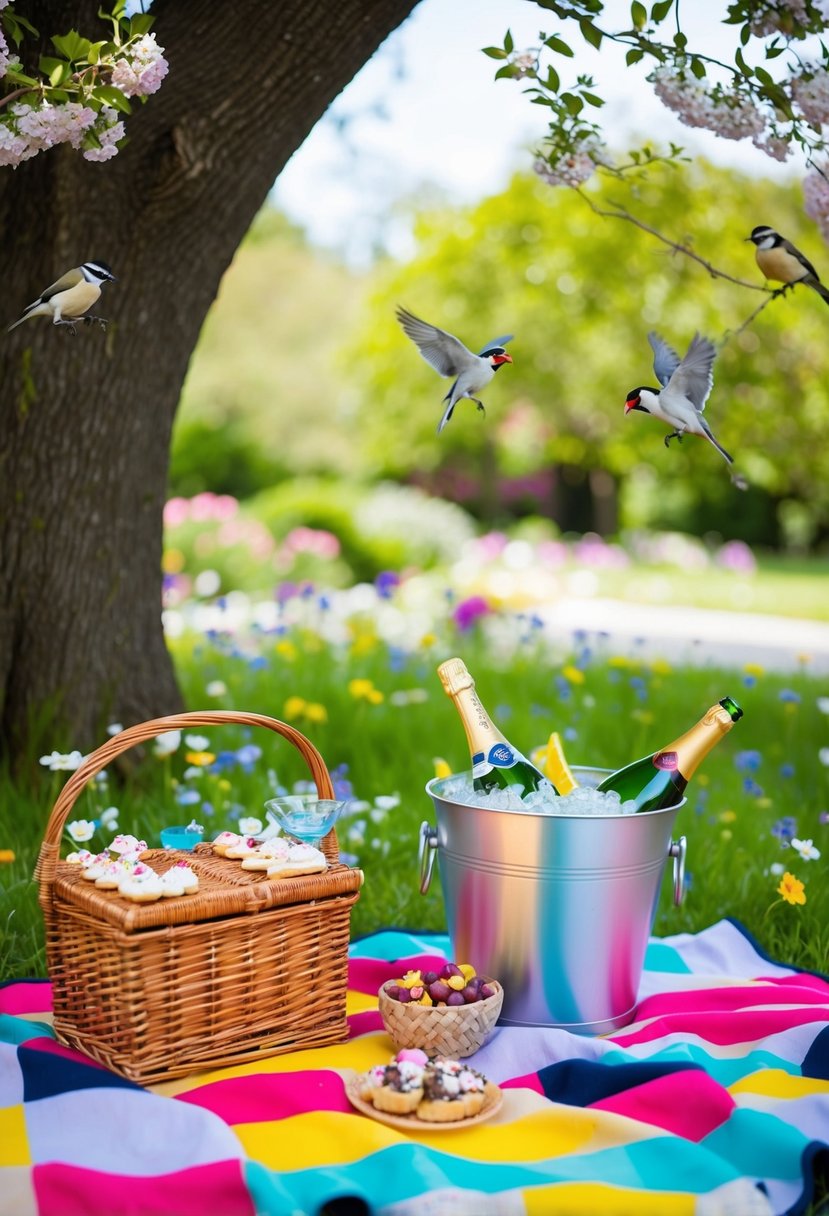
[{"xmin": 540, "ymin": 597, "xmax": 829, "ymax": 675}]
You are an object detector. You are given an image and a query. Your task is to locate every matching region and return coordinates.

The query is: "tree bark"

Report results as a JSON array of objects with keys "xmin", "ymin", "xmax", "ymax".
[{"xmin": 0, "ymin": 0, "xmax": 417, "ymax": 768}]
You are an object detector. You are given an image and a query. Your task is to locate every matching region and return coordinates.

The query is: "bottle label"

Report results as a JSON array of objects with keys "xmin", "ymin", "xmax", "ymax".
[
  {"xmin": 488, "ymin": 743, "xmax": 516, "ymax": 768},
  {"xmin": 653, "ymin": 751, "xmax": 678, "ymax": 771}
]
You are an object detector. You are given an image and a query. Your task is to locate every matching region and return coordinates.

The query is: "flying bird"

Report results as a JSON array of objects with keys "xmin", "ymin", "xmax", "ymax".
[
  {"xmin": 625, "ymin": 332, "xmax": 747, "ymax": 488},
  {"xmin": 396, "ymin": 306, "xmax": 513, "ymax": 433},
  {"xmin": 747, "ymin": 225, "xmax": 829, "ymax": 305},
  {"xmin": 7, "ymin": 260, "xmax": 117, "ymax": 334}
]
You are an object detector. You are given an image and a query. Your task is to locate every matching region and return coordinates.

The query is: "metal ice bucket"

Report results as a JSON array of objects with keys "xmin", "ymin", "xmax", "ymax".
[{"xmin": 421, "ymin": 767, "xmax": 687, "ymax": 1034}]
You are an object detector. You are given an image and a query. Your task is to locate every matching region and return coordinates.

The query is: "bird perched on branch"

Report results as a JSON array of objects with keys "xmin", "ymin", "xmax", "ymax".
[
  {"xmin": 396, "ymin": 306, "xmax": 513, "ymax": 434},
  {"xmin": 747, "ymin": 225, "xmax": 829, "ymax": 306},
  {"xmin": 625, "ymin": 332, "xmax": 747, "ymax": 489},
  {"xmin": 7, "ymin": 260, "xmax": 117, "ymax": 334}
]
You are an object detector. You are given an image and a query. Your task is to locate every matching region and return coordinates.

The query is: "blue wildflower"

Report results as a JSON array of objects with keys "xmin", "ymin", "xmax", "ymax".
[
  {"xmin": 742, "ymin": 778, "xmax": 764, "ymax": 798},
  {"xmin": 495, "ymin": 703, "xmax": 513, "ymax": 720},
  {"xmin": 779, "ymin": 763, "xmax": 795, "ymax": 779},
  {"xmin": 375, "ymin": 571, "xmax": 400, "ymax": 599},
  {"xmin": 743, "ymin": 675, "xmax": 756, "ymax": 688},
  {"xmin": 248, "ymin": 656, "xmax": 268, "ymax": 671},
  {"xmin": 564, "ymin": 727, "xmax": 578, "ymax": 742},
  {"xmin": 236, "ymin": 744, "xmax": 263, "ymax": 771},
  {"xmin": 734, "ymin": 750, "xmax": 762, "ymax": 773},
  {"xmin": 771, "ymin": 816, "xmax": 796, "ymax": 842},
  {"xmin": 778, "ymin": 689, "xmax": 800, "ymax": 703},
  {"xmin": 175, "ymin": 788, "xmax": 201, "ymax": 806},
  {"xmin": 554, "ymin": 675, "xmax": 571, "ymax": 701},
  {"xmin": 530, "ymin": 703, "xmax": 547, "ymax": 717},
  {"xmin": 200, "ymin": 802, "xmax": 215, "ymax": 817}
]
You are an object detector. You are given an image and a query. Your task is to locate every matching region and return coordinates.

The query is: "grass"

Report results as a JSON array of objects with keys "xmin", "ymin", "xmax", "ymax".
[{"xmin": 2, "ymin": 601, "xmax": 827, "ymax": 981}]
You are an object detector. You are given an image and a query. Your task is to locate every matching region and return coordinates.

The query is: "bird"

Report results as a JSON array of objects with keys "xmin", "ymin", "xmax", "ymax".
[
  {"xmin": 625, "ymin": 332, "xmax": 747, "ymax": 488},
  {"xmin": 396, "ymin": 306, "xmax": 513, "ymax": 433},
  {"xmin": 7, "ymin": 260, "xmax": 117, "ymax": 334},
  {"xmin": 747, "ymin": 225, "xmax": 829, "ymax": 305}
]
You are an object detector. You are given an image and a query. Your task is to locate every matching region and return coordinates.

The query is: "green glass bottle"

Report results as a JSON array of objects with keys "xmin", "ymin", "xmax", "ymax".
[
  {"xmin": 596, "ymin": 696, "xmax": 743, "ymax": 813},
  {"xmin": 437, "ymin": 657, "xmax": 558, "ymax": 800}
]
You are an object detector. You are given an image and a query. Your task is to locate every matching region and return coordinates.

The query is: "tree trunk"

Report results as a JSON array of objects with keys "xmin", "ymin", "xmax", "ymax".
[{"xmin": 0, "ymin": 0, "xmax": 417, "ymax": 768}]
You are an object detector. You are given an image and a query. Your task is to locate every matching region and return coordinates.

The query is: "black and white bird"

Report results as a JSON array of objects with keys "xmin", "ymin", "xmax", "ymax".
[
  {"xmin": 7, "ymin": 260, "xmax": 116, "ymax": 334},
  {"xmin": 396, "ymin": 306, "xmax": 513, "ymax": 433},
  {"xmin": 625, "ymin": 332, "xmax": 746, "ymax": 487},
  {"xmin": 747, "ymin": 225, "xmax": 829, "ymax": 306}
]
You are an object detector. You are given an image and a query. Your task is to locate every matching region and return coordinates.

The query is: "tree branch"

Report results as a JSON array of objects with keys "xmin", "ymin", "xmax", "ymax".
[{"xmin": 574, "ymin": 185, "xmax": 769, "ymax": 291}]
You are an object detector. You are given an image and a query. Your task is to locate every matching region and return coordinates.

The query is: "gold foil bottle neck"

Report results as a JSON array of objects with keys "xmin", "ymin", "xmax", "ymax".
[
  {"xmin": 437, "ymin": 657, "xmax": 474, "ymax": 697},
  {"xmin": 702, "ymin": 703, "xmax": 738, "ymax": 731}
]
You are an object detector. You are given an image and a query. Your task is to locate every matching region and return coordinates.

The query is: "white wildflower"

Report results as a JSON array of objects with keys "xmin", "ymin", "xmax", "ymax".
[
  {"xmin": 106, "ymin": 723, "xmax": 124, "ymax": 736},
  {"xmin": 40, "ymin": 749, "xmax": 85, "ymax": 772},
  {"xmin": 819, "ymin": 746, "xmax": 829, "ymax": 766},
  {"xmin": 374, "ymin": 794, "xmax": 401, "ymax": 811},
  {"xmin": 153, "ymin": 730, "xmax": 181, "ymax": 757},
  {"xmin": 206, "ymin": 680, "xmax": 227, "ymax": 697},
  {"xmin": 791, "ymin": 837, "xmax": 821, "ymax": 860},
  {"xmin": 238, "ymin": 816, "xmax": 263, "ymax": 836},
  {"xmin": 768, "ymin": 861, "xmax": 786, "ymax": 876},
  {"xmin": 184, "ymin": 734, "xmax": 210, "ymax": 751},
  {"xmin": 66, "ymin": 819, "xmax": 96, "ymax": 843},
  {"xmin": 817, "ymin": 696, "xmax": 829, "ymax": 714},
  {"xmin": 100, "ymin": 806, "xmax": 120, "ymax": 828},
  {"xmin": 652, "ymin": 67, "xmax": 765, "ymax": 140}
]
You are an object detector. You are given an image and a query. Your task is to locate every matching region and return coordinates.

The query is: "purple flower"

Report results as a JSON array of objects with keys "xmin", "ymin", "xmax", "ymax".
[
  {"xmin": 452, "ymin": 596, "xmax": 491, "ymax": 631},
  {"xmin": 734, "ymin": 750, "xmax": 762, "ymax": 773},
  {"xmin": 375, "ymin": 571, "xmax": 401, "ymax": 599},
  {"xmin": 820, "ymin": 811, "xmax": 829, "ymax": 826}
]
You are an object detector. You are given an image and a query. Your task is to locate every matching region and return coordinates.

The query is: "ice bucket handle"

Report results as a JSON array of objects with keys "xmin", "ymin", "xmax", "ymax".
[
  {"xmin": 670, "ymin": 835, "xmax": 687, "ymax": 906},
  {"xmin": 419, "ymin": 821, "xmax": 438, "ymax": 894}
]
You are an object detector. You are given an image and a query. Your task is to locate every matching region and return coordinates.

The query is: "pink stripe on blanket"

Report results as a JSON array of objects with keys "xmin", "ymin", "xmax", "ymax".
[
  {"xmin": 500, "ymin": 1071, "xmax": 546, "ymax": 1095},
  {"xmin": 0, "ymin": 982, "xmax": 52, "ymax": 1015},
  {"xmin": 347, "ymin": 1010, "xmax": 384, "ymax": 1038},
  {"xmin": 176, "ymin": 1069, "xmax": 352, "ymax": 1123},
  {"xmin": 635, "ymin": 979, "xmax": 829, "ymax": 1021},
  {"xmin": 34, "ymin": 1159, "xmax": 255, "ymax": 1216},
  {"xmin": 592, "ymin": 1070, "xmax": 735, "ymax": 1140},
  {"xmin": 614, "ymin": 1005, "xmax": 829, "ymax": 1047},
  {"xmin": 25, "ymin": 1038, "xmax": 112, "ymax": 1069},
  {"xmin": 347, "ymin": 955, "xmax": 450, "ymax": 995}
]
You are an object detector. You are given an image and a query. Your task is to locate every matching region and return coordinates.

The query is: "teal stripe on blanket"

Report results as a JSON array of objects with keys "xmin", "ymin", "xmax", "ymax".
[
  {"xmin": 602, "ymin": 1043, "xmax": 802, "ymax": 1086},
  {"xmin": 244, "ymin": 1133, "xmax": 745, "ymax": 1215},
  {"xmin": 702, "ymin": 1107, "xmax": 810, "ymax": 1180}
]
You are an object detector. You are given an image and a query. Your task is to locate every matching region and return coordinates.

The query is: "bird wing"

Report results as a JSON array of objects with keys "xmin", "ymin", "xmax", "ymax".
[
  {"xmin": 783, "ymin": 238, "xmax": 820, "ymax": 281},
  {"xmin": 648, "ymin": 331, "xmax": 682, "ymax": 388},
  {"xmin": 479, "ymin": 334, "xmax": 513, "ymax": 354},
  {"xmin": 396, "ymin": 307, "xmax": 478, "ymax": 378},
  {"xmin": 36, "ymin": 268, "xmax": 84, "ymax": 306},
  {"xmin": 667, "ymin": 332, "xmax": 716, "ymax": 413}
]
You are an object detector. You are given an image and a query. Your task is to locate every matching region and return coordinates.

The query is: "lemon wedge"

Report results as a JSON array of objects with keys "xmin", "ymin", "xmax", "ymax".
[{"xmin": 536, "ymin": 731, "xmax": 579, "ymax": 795}]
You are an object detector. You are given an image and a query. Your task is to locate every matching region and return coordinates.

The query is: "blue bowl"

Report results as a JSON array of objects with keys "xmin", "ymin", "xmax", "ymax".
[{"xmin": 160, "ymin": 825, "xmax": 205, "ymax": 851}]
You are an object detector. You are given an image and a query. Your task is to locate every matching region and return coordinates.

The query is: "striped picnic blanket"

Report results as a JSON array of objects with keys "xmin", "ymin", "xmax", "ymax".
[{"xmin": 1, "ymin": 918, "xmax": 827, "ymax": 1216}]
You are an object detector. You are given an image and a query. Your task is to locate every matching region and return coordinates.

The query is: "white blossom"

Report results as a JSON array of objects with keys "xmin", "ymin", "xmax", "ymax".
[
  {"xmin": 791, "ymin": 66, "xmax": 829, "ymax": 125},
  {"xmin": 238, "ymin": 816, "xmax": 263, "ymax": 835},
  {"xmin": 206, "ymin": 680, "xmax": 227, "ymax": 697},
  {"xmin": 750, "ymin": 1, "xmax": 824, "ymax": 37},
  {"xmin": 153, "ymin": 729, "xmax": 181, "ymax": 757},
  {"xmin": 817, "ymin": 696, "xmax": 829, "ymax": 714},
  {"xmin": 82, "ymin": 106, "xmax": 125, "ymax": 163},
  {"xmin": 39, "ymin": 749, "xmax": 85, "ymax": 772},
  {"xmin": 185, "ymin": 734, "xmax": 211, "ymax": 751},
  {"xmin": 66, "ymin": 819, "xmax": 96, "ymax": 843},
  {"xmin": 100, "ymin": 806, "xmax": 120, "ymax": 829},
  {"xmin": 791, "ymin": 837, "xmax": 821, "ymax": 860},
  {"xmin": 106, "ymin": 722, "xmax": 124, "ymax": 735}
]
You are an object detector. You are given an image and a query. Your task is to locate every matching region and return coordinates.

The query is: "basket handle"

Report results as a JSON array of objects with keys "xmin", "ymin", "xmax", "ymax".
[{"xmin": 35, "ymin": 711, "xmax": 337, "ymax": 895}]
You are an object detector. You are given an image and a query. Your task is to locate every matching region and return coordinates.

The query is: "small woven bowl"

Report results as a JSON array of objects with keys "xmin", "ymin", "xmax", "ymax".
[{"xmin": 378, "ymin": 979, "xmax": 503, "ymax": 1059}]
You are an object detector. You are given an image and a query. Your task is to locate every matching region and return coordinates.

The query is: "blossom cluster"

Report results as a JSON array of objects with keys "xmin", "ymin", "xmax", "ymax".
[
  {"xmin": 109, "ymin": 33, "xmax": 168, "ymax": 98},
  {"xmin": 749, "ymin": 0, "xmax": 827, "ymax": 38},
  {"xmin": 534, "ymin": 134, "xmax": 607, "ymax": 189},
  {"xmin": 651, "ymin": 68, "xmax": 766, "ymax": 142},
  {"xmin": 803, "ymin": 163, "xmax": 829, "ymax": 241},
  {"xmin": 790, "ymin": 65, "xmax": 829, "ymax": 125},
  {"xmin": 0, "ymin": 28, "xmax": 167, "ymax": 168}
]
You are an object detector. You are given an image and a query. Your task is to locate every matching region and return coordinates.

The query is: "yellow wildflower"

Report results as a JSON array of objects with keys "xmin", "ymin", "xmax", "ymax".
[
  {"xmin": 608, "ymin": 655, "xmax": 637, "ymax": 670},
  {"xmin": 561, "ymin": 664, "xmax": 585, "ymax": 685},
  {"xmin": 744, "ymin": 662, "xmax": 765, "ymax": 677},
  {"xmin": 720, "ymin": 829, "xmax": 733, "ymax": 842},
  {"xmin": 0, "ymin": 849, "xmax": 15, "ymax": 863},
  {"xmin": 719, "ymin": 809, "xmax": 736, "ymax": 823},
  {"xmin": 697, "ymin": 774, "xmax": 710, "ymax": 787},
  {"xmin": 350, "ymin": 633, "xmax": 378, "ymax": 657},
  {"xmin": 420, "ymin": 632, "xmax": 438, "ymax": 649},
  {"xmin": 162, "ymin": 548, "xmax": 185, "ymax": 574},
  {"xmin": 275, "ymin": 640, "xmax": 297, "ymax": 662},
  {"xmin": 349, "ymin": 678, "xmax": 384, "ymax": 704},
  {"xmin": 185, "ymin": 750, "xmax": 215, "ymax": 766},
  {"xmin": 649, "ymin": 658, "xmax": 672, "ymax": 676},
  {"xmin": 777, "ymin": 872, "xmax": 806, "ymax": 906},
  {"xmin": 304, "ymin": 702, "xmax": 328, "ymax": 724},
  {"xmin": 283, "ymin": 696, "xmax": 308, "ymax": 721},
  {"xmin": 632, "ymin": 709, "xmax": 655, "ymax": 726}
]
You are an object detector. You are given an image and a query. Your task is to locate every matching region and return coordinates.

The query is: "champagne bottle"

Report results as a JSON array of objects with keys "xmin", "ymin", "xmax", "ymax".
[
  {"xmin": 596, "ymin": 696, "xmax": 743, "ymax": 813},
  {"xmin": 437, "ymin": 657, "xmax": 557, "ymax": 800}
]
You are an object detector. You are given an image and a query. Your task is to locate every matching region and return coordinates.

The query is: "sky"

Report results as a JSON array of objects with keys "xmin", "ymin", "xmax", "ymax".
[{"xmin": 271, "ymin": 0, "xmax": 804, "ymax": 264}]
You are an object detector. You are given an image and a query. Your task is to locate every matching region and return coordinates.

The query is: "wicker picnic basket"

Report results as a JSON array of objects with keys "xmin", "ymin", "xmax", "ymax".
[{"xmin": 35, "ymin": 711, "xmax": 364, "ymax": 1086}]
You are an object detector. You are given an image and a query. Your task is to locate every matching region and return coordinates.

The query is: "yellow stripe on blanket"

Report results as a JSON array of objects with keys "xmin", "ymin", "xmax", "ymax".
[
  {"xmin": 0, "ymin": 1106, "xmax": 31, "ymax": 1167},
  {"xmin": 523, "ymin": 1181, "xmax": 695, "ymax": 1216},
  {"xmin": 729, "ymin": 1069, "xmax": 829, "ymax": 1098},
  {"xmin": 234, "ymin": 1102, "xmax": 660, "ymax": 1171}
]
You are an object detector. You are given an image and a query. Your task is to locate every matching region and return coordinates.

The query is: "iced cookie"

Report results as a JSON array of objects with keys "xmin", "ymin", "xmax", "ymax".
[
  {"xmin": 240, "ymin": 837, "xmax": 291, "ymax": 871},
  {"xmin": 361, "ymin": 1060, "xmax": 425, "ymax": 1114},
  {"xmin": 265, "ymin": 842, "xmax": 327, "ymax": 879},
  {"xmin": 417, "ymin": 1059, "xmax": 487, "ymax": 1122},
  {"xmin": 160, "ymin": 861, "xmax": 199, "ymax": 897},
  {"xmin": 224, "ymin": 836, "xmax": 261, "ymax": 860},
  {"xmin": 211, "ymin": 831, "xmax": 242, "ymax": 857},
  {"xmin": 118, "ymin": 862, "xmax": 163, "ymax": 903}
]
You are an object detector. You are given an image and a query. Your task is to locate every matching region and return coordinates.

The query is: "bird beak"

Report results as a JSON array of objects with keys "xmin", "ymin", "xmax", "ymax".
[
  {"xmin": 500, "ymin": 353, "xmax": 513, "ymax": 365},
  {"xmin": 744, "ymin": 236, "xmax": 754, "ymax": 242},
  {"xmin": 624, "ymin": 401, "xmax": 635, "ymax": 414}
]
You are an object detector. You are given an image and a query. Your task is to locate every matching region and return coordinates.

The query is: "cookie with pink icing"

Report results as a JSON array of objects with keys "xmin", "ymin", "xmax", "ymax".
[
  {"xmin": 240, "ymin": 837, "xmax": 292, "ymax": 871},
  {"xmin": 160, "ymin": 862, "xmax": 199, "ymax": 896},
  {"xmin": 66, "ymin": 849, "xmax": 94, "ymax": 866},
  {"xmin": 211, "ymin": 831, "xmax": 242, "ymax": 857},
  {"xmin": 265, "ymin": 841, "xmax": 327, "ymax": 879},
  {"xmin": 118, "ymin": 862, "xmax": 163, "ymax": 903},
  {"xmin": 95, "ymin": 858, "xmax": 135, "ymax": 890},
  {"xmin": 109, "ymin": 834, "xmax": 148, "ymax": 859},
  {"xmin": 224, "ymin": 835, "xmax": 261, "ymax": 860},
  {"xmin": 80, "ymin": 851, "xmax": 112, "ymax": 881}
]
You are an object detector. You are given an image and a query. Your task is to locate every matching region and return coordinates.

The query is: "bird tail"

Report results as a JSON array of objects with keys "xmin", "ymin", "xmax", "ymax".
[
  {"xmin": 813, "ymin": 280, "xmax": 829, "ymax": 306},
  {"xmin": 6, "ymin": 303, "xmax": 40, "ymax": 333},
  {"xmin": 437, "ymin": 397, "xmax": 455, "ymax": 434},
  {"xmin": 700, "ymin": 418, "xmax": 734, "ymax": 465}
]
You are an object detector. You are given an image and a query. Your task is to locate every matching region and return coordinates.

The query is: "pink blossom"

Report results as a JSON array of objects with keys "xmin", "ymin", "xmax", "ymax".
[
  {"xmin": 652, "ymin": 68, "xmax": 765, "ymax": 141},
  {"xmin": 791, "ymin": 66, "xmax": 829, "ymax": 125},
  {"xmin": 164, "ymin": 497, "xmax": 192, "ymax": 528},
  {"xmin": 110, "ymin": 34, "xmax": 169, "ymax": 98},
  {"xmin": 82, "ymin": 106, "xmax": 124, "ymax": 162},
  {"xmin": 803, "ymin": 164, "xmax": 829, "ymax": 242}
]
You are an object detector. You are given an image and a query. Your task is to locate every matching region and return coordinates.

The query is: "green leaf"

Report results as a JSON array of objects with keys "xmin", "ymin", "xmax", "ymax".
[
  {"xmin": 673, "ymin": 31, "xmax": 687, "ymax": 49},
  {"xmin": 545, "ymin": 65, "xmax": 561, "ymax": 92},
  {"xmin": 754, "ymin": 66, "xmax": 773, "ymax": 85},
  {"xmin": 5, "ymin": 12, "xmax": 38, "ymax": 39},
  {"xmin": 765, "ymin": 45, "xmax": 784, "ymax": 59},
  {"xmin": 38, "ymin": 55, "xmax": 66, "ymax": 78},
  {"xmin": 51, "ymin": 30, "xmax": 92, "ymax": 63},
  {"xmin": 93, "ymin": 84, "xmax": 133, "ymax": 113},
  {"xmin": 494, "ymin": 64, "xmax": 516, "ymax": 80},
  {"xmin": 47, "ymin": 88, "xmax": 70, "ymax": 103},
  {"xmin": 690, "ymin": 57, "xmax": 706, "ymax": 79},
  {"xmin": 734, "ymin": 47, "xmax": 751, "ymax": 76},
  {"xmin": 579, "ymin": 18, "xmax": 603, "ymax": 50},
  {"xmin": 650, "ymin": 0, "xmax": 673, "ymax": 21},
  {"xmin": 631, "ymin": 1, "xmax": 647, "ymax": 30},
  {"xmin": 87, "ymin": 41, "xmax": 109, "ymax": 65},
  {"xmin": 581, "ymin": 90, "xmax": 604, "ymax": 107},
  {"xmin": 482, "ymin": 46, "xmax": 508, "ymax": 59},
  {"xmin": 504, "ymin": 28, "xmax": 514, "ymax": 55},
  {"xmin": 740, "ymin": 23, "xmax": 750, "ymax": 45},
  {"xmin": 128, "ymin": 13, "xmax": 155, "ymax": 36},
  {"xmin": 545, "ymin": 35, "xmax": 574, "ymax": 57},
  {"xmin": 626, "ymin": 48, "xmax": 645, "ymax": 65},
  {"xmin": 561, "ymin": 91, "xmax": 584, "ymax": 115}
]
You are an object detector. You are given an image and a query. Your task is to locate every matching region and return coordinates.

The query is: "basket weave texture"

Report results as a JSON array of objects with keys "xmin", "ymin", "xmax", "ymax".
[
  {"xmin": 378, "ymin": 980, "xmax": 503, "ymax": 1058},
  {"xmin": 35, "ymin": 711, "xmax": 363, "ymax": 1086}
]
